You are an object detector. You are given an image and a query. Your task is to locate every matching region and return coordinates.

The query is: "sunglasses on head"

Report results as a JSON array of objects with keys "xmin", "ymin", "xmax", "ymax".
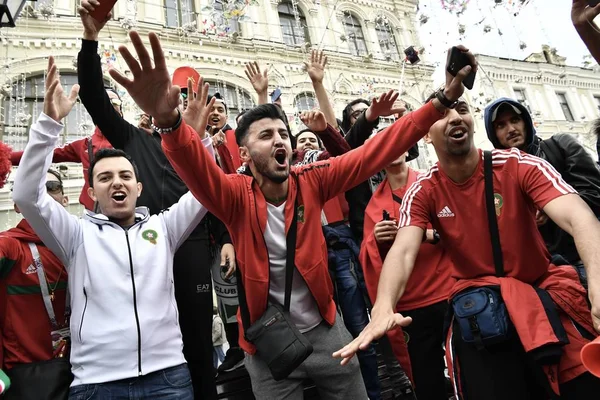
[{"xmin": 46, "ymin": 181, "xmax": 63, "ymax": 193}]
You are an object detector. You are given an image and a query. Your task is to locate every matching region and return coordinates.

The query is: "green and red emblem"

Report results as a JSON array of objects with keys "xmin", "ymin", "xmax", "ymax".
[{"xmin": 142, "ymin": 229, "xmax": 158, "ymax": 245}]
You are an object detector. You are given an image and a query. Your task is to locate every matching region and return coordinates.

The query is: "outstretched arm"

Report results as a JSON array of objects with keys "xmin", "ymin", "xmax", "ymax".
[
  {"xmin": 333, "ymin": 225, "xmax": 422, "ymax": 364},
  {"xmin": 305, "ymin": 50, "xmax": 338, "ymax": 129},
  {"xmin": 77, "ymin": 0, "xmax": 135, "ymax": 149},
  {"xmin": 13, "ymin": 57, "xmax": 82, "ymax": 266},
  {"xmin": 108, "ymin": 31, "xmax": 242, "ymax": 225},
  {"xmin": 544, "ymin": 194, "xmax": 600, "ymax": 333},
  {"xmin": 245, "ymin": 62, "xmax": 269, "ymax": 105}
]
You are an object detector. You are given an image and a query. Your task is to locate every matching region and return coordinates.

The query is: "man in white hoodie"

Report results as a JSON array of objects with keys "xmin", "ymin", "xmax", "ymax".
[{"xmin": 12, "ymin": 57, "xmax": 214, "ymax": 399}]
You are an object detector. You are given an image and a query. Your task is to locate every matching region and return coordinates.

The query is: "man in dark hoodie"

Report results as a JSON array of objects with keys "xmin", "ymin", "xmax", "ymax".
[{"xmin": 484, "ymin": 97, "xmax": 600, "ymax": 272}]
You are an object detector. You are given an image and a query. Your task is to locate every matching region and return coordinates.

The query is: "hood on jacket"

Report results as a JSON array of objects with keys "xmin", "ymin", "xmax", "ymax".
[
  {"xmin": 0, "ymin": 219, "xmax": 43, "ymax": 243},
  {"xmin": 484, "ymin": 97, "xmax": 537, "ymax": 153}
]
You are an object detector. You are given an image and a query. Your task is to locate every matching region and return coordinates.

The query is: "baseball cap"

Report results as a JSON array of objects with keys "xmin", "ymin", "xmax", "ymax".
[{"xmin": 491, "ymin": 102, "xmax": 522, "ymax": 122}]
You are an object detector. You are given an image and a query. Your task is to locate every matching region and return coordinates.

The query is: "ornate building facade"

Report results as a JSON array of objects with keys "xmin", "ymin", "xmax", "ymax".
[{"xmin": 0, "ymin": 0, "xmax": 435, "ymax": 227}]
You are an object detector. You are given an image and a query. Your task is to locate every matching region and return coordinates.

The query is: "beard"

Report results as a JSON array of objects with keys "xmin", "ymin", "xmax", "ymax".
[
  {"xmin": 251, "ymin": 150, "xmax": 290, "ymax": 184},
  {"xmin": 446, "ymin": 136, "xmax": 473, "ymax": 157}
]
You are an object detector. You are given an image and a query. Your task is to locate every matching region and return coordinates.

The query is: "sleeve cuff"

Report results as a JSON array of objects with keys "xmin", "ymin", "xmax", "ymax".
[
  {"xmin": 409, "ymin": 101, "xmax": 444, "ymax": 134},
  {"xmin": 81, "ymin": 39, "xmax": 99, "ymax": 53},
  {"xmin": 161, "ymin": 120, "xmax": 193, "ymax": 152}
]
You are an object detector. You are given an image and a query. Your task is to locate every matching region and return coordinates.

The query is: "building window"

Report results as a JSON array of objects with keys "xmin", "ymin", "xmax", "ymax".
[
  {"xmin": 375, "ymin": 24, "xmax": 399, "ymax": 61},
  {"xmin": 2, "ymin": 75, "xmax": 93, "ymax": 151},
  {"xmin": 513, "ymin": 88, "xmax": 531, "ymax": 113},
  {"xmin": 165, "ymin": 0, "xmax": 195, "ymax": 27},
  {"xmin": 594, "ymin": 95, "xmax": 600, "ymax": 114},
  {"xmin": 295, "ymin": 93, "xmax": 317, "ymax": 112},
  {"xmin": 556, "ymin": 92, "xmax": 574, "ymax": 122},
  {"xmin": 207, "ymin": 81, "xmax": 254, "ymax": 127},
  {"xmin": 278, "ymin": 2, "xmax": 310, "ymax": 46},
  {"xmin": 343, "ymin": 13, "xmax": 367, "ymax": 57}
]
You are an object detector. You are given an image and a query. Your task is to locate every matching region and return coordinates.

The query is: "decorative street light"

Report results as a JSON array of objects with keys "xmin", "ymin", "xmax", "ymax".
[{"xmin": 0, "ymin": 0, "xmax": 30, "ymax": 28}]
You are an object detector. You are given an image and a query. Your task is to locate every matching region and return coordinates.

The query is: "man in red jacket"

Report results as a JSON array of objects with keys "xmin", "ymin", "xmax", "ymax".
[
  {"xmin": 336, "ymin": 95, "xmax": 600, "ymax": 399},
  {"xmin": 0, "ymin": 169, "xmax": 69, "ymax": 376},
  {"xmin": 107, "ymin": 31, "xmax": 472, "ymax": 398}
]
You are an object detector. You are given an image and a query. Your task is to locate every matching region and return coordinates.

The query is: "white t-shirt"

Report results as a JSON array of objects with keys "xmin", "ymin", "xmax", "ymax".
[{"xmin": 264, "ymin": 202, "xmax": 323, "ymax": 332}]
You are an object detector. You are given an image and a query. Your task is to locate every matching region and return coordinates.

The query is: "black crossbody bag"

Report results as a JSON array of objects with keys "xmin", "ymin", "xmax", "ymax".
[
  {"xmin": 237, "ymin": 196, "xmax": 313, "ymax": 381},
  {"xmin": 5, "ymin": 243, "xmax": 73, "ymax": 400}
]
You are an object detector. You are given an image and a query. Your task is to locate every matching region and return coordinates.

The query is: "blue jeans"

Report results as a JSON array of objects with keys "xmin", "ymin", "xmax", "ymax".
[
  {"xmin": 213, "ymin": 345, "xmax": 225, "ymax": 368},
  {"xmin": 325, "ymin": 225, "xmax": 381, "ymax": 400},
  {"xmin": 68, "ymin": 364, "xmax": 194, "ymax": 400}
]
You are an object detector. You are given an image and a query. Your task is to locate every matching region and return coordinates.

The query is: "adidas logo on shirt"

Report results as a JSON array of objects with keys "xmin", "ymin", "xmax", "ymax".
[
  {"xmin": 437, "ymin": 206, "xmax": 455, "ymax": 218},
  {"xmin": 25, "ymin": 264, "xmax": 37, "ymax": 274}
]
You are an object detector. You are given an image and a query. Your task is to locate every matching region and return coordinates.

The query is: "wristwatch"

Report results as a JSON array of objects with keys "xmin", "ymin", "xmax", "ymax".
[
  {"xmin": 423, "ymin": 229, "xmax": 441, "ymax": 244},
  {"xmin": 151, "ymin": 109, "xmax": 183, "ymax": 134},
  {"xmin": 435, "ymin": 89, "xmax": 458, "ymax": 109},
  {"xmin": 431, "ymin": 229, "xmax": 441, "ymax": 245}
]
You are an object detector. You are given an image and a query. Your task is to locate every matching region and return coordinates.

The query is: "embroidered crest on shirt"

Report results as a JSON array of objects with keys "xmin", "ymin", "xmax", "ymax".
[
  {"xmin": 494, "ymin": 193, "xmax": 503, "ymax": 216},
  {"xmin": 297, "ymin": 205, "xmax": 305, "ymax": 223},
  {"xmin": 437, "ymin": 206, "xmax": 455, "ymax": 218},
  {"xmin": 25, "ymin": 263, "xmax": 37, "ymax": 274},
  {"xmin": 142, "ymin": 229, "xmax": 158, "ymax": 245}
]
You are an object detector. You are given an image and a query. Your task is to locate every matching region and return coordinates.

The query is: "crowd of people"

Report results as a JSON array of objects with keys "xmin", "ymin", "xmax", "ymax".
[{"xmin": 1, "ymin": 0, "xmax": 600, "ymax": 399}]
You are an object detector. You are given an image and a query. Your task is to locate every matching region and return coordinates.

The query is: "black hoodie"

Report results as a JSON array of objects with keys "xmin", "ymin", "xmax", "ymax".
[{"xmin": 485, "ymin": 98, "xmax": 600, "ymax": 263}]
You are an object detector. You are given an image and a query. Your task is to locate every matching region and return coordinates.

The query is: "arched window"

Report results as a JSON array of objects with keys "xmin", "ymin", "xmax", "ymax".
[
  {"xmin": 278, "ymin": 2, "xmax": 310, "ymax": 46},
  {"xmin": 294, "ymin": 93, "xmax": 317, "ymax": 112},
  {"xmin": 207, "ymin": 80, "xmax": 254, "ymax": 127},
  {"xmin": 165, "ymin": 0, "xmax": 195, "ymax": 27},
  {"xmin": 375, "ymin": 22, "xmax": 400, "ymax": 61},
  {"xmin": 343, "ymin": 13, "xmax": 367, "ymax": 57},
  {"xmin": 1, "ymin": 74, "xmax": 93, "ymax": 151}
]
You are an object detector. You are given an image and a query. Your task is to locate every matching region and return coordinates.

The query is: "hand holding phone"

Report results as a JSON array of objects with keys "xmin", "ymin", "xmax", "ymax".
[
  {"xmin": 89, "ymin": 0, "xmax": 118, "ymax": 23},
  {"xmin": 446, "ymin": 46, "xmax": 477, "ymax": 90},
  {"xmin": 382, "ymin": 210, "xmax": 390, "ymax": 221}
]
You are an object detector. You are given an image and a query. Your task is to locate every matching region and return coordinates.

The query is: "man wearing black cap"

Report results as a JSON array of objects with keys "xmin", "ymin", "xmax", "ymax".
[{"xmin": 484, "ymin": 97, "xmax": 600, "ymax": 273}]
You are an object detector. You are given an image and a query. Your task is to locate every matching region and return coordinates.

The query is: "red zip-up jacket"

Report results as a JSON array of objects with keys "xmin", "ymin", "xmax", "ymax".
[
  {"xmin": 0, "ymin": 220, "xmax": 68, "ymax": 370},
  {"xmin": 161, "ymin": 102, "xmax": 443, "ymax": 353},
  {"xmin": 10, "ymin": 127, "xmax": 112, "ymax": 210}
]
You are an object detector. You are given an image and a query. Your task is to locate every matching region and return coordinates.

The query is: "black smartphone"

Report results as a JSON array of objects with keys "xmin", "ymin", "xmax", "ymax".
[
  {"xmin": 447, "ymin": 46, "xmax": 476, "ymax": 90},
  {"xmin": 587, "ymin": 0, "xmax": 600, "ymax": 6},
  {"xmin": 382, "ymin": 210, "xmax": 390, "ymax": 221}
]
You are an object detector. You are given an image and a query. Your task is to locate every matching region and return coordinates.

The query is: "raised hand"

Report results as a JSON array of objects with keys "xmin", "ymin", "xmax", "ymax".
[
  {"xmin": 365, "ymin": 90, "xmax": 403, "ymax": 121},
  {"xmin": 244, "ymin": 62, "xmax": 269, "ymax": 95},
  {"xmin": 443, "ymin": 45, "xmax": 478, "ymax": 102},
  {"xmin": 572, "ymin": 0, "xmax": 600, "ymax": 27},
  {"xmin": 304, "ymin": 50, "xmax": 327, "ymax": 84},
  {"xmin": 182, "ymin": 77, "xmax": 215, "ymax": 139},
  {"xmin": 78, "ymin": 0, "xmax": 111, "ymax": 41},
  {"xmin": 44, "ymin": 57, "xmax": 80, "ymax": 123},
  {"xmin": 300, "ymin": 110, "xmax": 327, "ymax": 132},
  {"xmin": 333, "ymin": 306, "xmax": 412, "ymax": 365},
  {"xmin": 109, "ymin": 31, "xmax": 181, "ymax": 128}
]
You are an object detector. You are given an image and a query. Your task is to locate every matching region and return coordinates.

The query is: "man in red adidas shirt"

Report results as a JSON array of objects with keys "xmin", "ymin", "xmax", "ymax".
[{"xmin": 336, "ymin": 95, "xmax": 600, "ymax": 399}]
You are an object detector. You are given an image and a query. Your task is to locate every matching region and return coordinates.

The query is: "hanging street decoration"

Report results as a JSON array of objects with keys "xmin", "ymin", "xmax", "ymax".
[{"xmin": 440, "ymin": 0, "xmax": 470, "ymax": 15}]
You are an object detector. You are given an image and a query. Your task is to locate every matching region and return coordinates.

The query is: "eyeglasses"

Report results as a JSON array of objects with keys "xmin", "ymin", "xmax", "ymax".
[
  {"xmin": 110, "ymin": 98, "xmax": 122, "ymax": 107},
  {"xmin": 46, "ymin": 181, "xmax": 63, "ymax": 194},
  {"xmin": 350, "ymin": 110, "xmax": 365, "ymax": 119}
]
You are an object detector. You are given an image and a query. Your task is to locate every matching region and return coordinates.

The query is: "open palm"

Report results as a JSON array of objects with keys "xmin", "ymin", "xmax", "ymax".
[
  {"xmin": 182, "ymin": 77, "xmax": 214, "ymax": 138},
  {"xmin": 244, "ymin": 62, "xmax": 268, "ymax": 94},
  {"xmin": 44, "ymin": 57, "xmax": 79, "ymax": 123},
  {"xmin": 304, "ymin": 50, "xmax": 327, "ymax": 83},
  {"xmin": 109, "ymin": 31, "xmax": 181, "ymax": 126}
]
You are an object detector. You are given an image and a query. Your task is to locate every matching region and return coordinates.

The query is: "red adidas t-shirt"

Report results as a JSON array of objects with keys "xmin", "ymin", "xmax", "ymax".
[{"xmin": 399, "ymin": 148, "xmax": 576, "ymax": 284}]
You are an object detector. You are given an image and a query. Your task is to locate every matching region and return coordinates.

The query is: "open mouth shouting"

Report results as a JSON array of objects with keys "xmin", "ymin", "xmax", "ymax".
[
  {"xmin": 447, "ymin": 126, "xmax": 468, "ymax": 144},
  {"xmin": 273, "ymin": 148, "xmax": 288, "ymax": 169},
  {"xmin": 111, "ymin": 191, "xmax": 127, "ymax": 204}
]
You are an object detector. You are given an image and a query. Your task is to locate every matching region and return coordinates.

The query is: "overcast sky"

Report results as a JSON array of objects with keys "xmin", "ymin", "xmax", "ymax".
[{"xmin": 416, "ymin": 0, "xmax": 595, "ymax": 83}]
